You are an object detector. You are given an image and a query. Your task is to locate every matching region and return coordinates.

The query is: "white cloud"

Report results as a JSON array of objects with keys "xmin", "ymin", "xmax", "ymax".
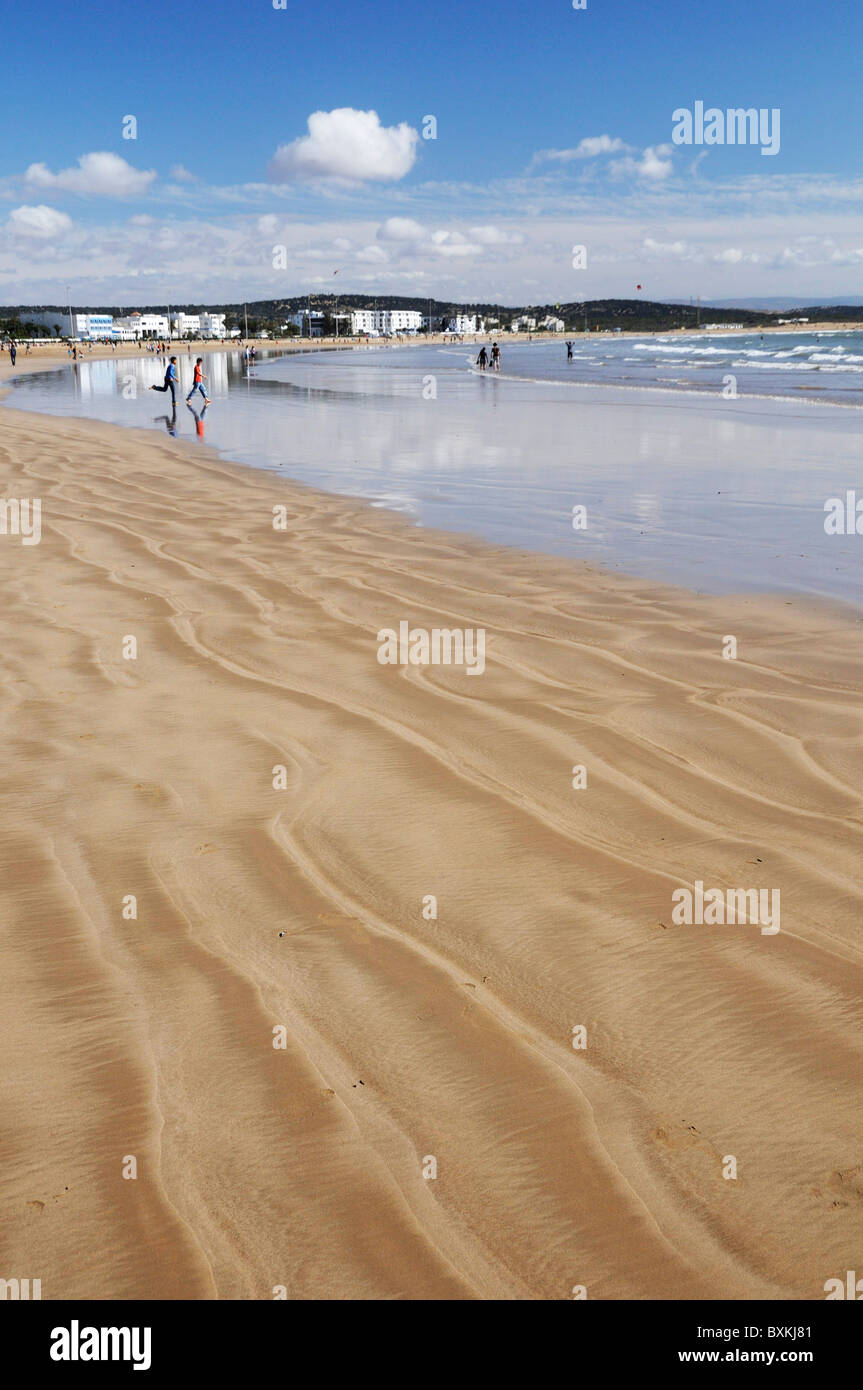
[
  {"xmin": 378, "ymin": 216, "xmax": 424, "ymax": 241},
  {"xmin": 169, "ymin": 164, "xmax": 198, "ymax": 183},
  {"xmin": 643, "ymin": 236, "xmax": 692, "ymax": 258},
  {"xmin": 533, "ymin": 135, "xmax": 629, "ymax": 166},
  {"xmin": 356, "ymin": 243, "xmax": 389, "ymax": 263},
  {"xmin": 611, "ymin": 144, "xmax": 674, "ymax": 182},
  {"xmin": 8, "ymin": 204, "xmax": 73, "ymax": 238},
  {"xmin": 429, "ymin": 230, "xmax": 480, "ymax": 258},
  {"xmin": 269, "ymin": 108, "xmax": 419, "ymax": 183},
  {"xmin": 25, "ymin": 152, "xmax": 157, "ymax": 197},
  {"xmin": 469, "ymin": 225, "xmax": 524, "ymax": 246}
]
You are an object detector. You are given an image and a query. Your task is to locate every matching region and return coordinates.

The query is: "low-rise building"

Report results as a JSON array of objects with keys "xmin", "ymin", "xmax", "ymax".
[
  {"xmin": 351, "ymin": 309, "xmax": 422, "ymax": 335},
  {"xmin": 510, "ymin": 316, "xmax": 537, "ymax": 333},
  {"xmin": 538, "ymin": 316, "xmax": 565, "ymax": 332},
  {"xmin": 115, "ymin": 312, "xmax": 169, "ymax": 339},
  {"xmin": 288, "ymin": 310, "xmax": 325, "ymax": 338},
  {"xmin": 171, "ymin": 312, "xmax": 201, "ymax": 338},
  {"xmin": 23, "ymin": 310, "xmax": 116, "ymax": 339},
  {"xmin": 443, "ymin": 315, "xmax": 477, "ymax": 334},
  {"xmin": 199, "ymin": 312, "xmax": 226, "ymax": 337},
  {"xmin": 382, "ymin": 309, "xmax": 422, "ymax": 333}
]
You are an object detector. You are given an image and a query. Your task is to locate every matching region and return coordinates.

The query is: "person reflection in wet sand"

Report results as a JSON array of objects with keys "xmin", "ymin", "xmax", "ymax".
[
  {"xmin": 155, "ymin": 404, "xmax": 178, "ymax": 437},
  {"xmin": 186, "ymin": 400, "xmax": 207, "ymax": 438}
]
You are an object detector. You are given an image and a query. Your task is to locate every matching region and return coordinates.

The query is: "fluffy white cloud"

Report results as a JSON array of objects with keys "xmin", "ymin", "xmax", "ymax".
[
  {"xmin": 8, "ymin": 204, "xmax": 73, "ymax": 238},
  {"xmin": 378, "ymin": 216, "xmax": 424, "ymax": 241},
  {"xmin": 269, "ymin": 109, "xmax": 419, "ymax": 183},
  {"xmin": 25, "ymin": 152, "xmax": 157, "ymax": 197},
  {"xmin": 169, "ymin": 164, "xmax": 198, "ymax": 183},
  {"xmin": 611, "ymin": 144, "xmax": 674, "ymax": 181}
]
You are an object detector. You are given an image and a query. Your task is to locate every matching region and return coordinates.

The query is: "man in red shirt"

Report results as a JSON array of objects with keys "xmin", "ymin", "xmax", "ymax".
[{"xmin": 186, "ymin": 357, "xmax": 211, "ymax": 405}]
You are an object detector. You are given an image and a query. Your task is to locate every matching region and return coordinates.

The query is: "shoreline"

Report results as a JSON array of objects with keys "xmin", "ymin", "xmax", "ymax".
[
  {"xmin": 4, "ymin": 315, "xmax": 863, "ymax": 369},
  {"xmin": 2, "ymin": 402, "xmax": 863, "ymax": 1298},
  {"xmin": 5, "ymin": 347, "xmax": 863, "ymax": 614}
]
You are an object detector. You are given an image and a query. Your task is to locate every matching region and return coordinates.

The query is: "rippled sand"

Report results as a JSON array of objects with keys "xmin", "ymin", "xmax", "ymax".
[{"xmin": 1, "ymin": 402, "xmax": 862, "ymax": 1300}]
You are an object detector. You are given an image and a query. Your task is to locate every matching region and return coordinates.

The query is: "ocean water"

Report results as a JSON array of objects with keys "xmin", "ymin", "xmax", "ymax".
[
  {"xmin": 4, "ymin": 342, "xmax": 863, "ymax": 605},
  {"xmin": 491, "ymin": 328, "xmax": 863, "ymax": 405}
]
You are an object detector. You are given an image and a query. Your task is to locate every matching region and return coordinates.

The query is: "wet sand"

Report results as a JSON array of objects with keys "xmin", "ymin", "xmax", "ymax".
[{"xmin": 1, "ymin": 399, "xmax": 862, "ymax": 1299}]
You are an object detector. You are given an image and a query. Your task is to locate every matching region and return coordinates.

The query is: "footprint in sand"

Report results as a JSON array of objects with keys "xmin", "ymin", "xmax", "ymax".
[
  {"xmin": 652, "ymin": 1121, "xmax": 718, "ymax": 1162},
  {"xmin": 814, "ymin": 1166, "xmax": 863, "ymax": 1208}
]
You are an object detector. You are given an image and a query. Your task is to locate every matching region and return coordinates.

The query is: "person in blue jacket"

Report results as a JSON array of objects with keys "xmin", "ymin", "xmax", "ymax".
[{"xmin": 150, "ymin": 356, "xmax": 178, "ymax": 405}]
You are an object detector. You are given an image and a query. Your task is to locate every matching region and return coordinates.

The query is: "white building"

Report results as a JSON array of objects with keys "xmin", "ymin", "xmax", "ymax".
[
  {"xmin": 115, "ymin": 312, "xmax": 169, "ymax": 339},
  {"xmin": 538, "ymin": 316, "xmax": 565, "ymax": 332},
  {"xmin": 350, "ymin": 308, "xmax": 422, "ymax": 336},
  {"xmin": 382, "ymin": 309, "xmax": 422, "ymax": 333},
  {"xmin": 199, "ymin": 312, "xmax": 226, "ymax": 338},
  {"xmin": 26, "ymin": 310, "xmax": 115, "ymax": 339},
  {"xmin": 82, "ymin": 313, "xmax": 114, "ymax": 339},
  {"xmin": 350, "ymin": 310, "xmax": 377, "ymax": 335},
  {"xmin": 289, "ymin": 310, "xmax": 325, "ymax": 338},
  {"xmin": 171, "ymin": 312, "xmax": 201, "ymax": 337},
  {"xmin": 510, "ymin": 316, "xmax": 537, "ymax": 333},
  {"xmin": 443, "ymin": 315, "xmax": 478, "ymax": 334}
]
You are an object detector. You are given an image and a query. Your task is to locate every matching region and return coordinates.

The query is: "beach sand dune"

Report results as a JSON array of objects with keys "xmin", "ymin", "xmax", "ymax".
[{"xmin": 1, "ymin": 406, "xmax": 862, "ymax": 1299}]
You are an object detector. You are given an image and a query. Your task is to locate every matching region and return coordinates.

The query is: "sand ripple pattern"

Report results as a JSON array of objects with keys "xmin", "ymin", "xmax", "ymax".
[{"xmin": 1, "ymin": 410, "xmax": 862, "ymax": 1299}]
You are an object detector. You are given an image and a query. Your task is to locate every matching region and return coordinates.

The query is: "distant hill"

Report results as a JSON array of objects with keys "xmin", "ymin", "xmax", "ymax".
[
  {"xmin": 705, "ymin": 296, "xmax": 863, "ymax": 312},
  {"xmin": 8, "ymin": 296, "xmax": 863, "ymax": 335}
]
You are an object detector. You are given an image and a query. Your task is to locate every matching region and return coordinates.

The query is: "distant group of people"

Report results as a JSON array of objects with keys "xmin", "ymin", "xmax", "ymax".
[{"xmin": 475, "ymin": 342, "xmax": 501, "ymax": 372}]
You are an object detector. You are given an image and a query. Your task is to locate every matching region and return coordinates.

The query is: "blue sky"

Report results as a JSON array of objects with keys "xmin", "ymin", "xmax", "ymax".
[{"xmin": 3, "ymin": 0, "xmax": 863, "ymax": 306}]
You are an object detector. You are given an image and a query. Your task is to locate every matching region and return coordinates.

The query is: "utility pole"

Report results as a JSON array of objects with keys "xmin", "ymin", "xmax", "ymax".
[
  {"xmin": 244, "ymin": 302, "xmax": 249, "ymax": 340},
  {"xmin": 66, "ymin": 284, "xmax": 73, "ymax": 339}
]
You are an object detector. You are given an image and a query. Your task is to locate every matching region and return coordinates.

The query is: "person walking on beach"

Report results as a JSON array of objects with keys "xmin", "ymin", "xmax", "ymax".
[
  {"xmin": 186, "ymin": 357, "xmax": 210, "ymax": 406},
  {"xmin": 566, "ymin": 340, "xmax": 574, "ymax": 360},
  {"xmin": 9, "ymin": 342, "xmax": 16, "ymax": 366},
  {"xmin": 490, "ymin": 341, "xmax": 500, "ymax": 371},
  {"xmin": 150, "ymin": 355, "xmax": 178, "ymax": 405},
  {"xmin": 476, "ymin": 345, "xmax": 488, "ymax": 371}
]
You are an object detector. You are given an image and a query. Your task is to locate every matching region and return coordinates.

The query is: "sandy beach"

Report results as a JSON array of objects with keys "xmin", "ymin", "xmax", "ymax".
[{"xmin": 1, "ymin": 382, "xmax": 862, "ymax": 1301}]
